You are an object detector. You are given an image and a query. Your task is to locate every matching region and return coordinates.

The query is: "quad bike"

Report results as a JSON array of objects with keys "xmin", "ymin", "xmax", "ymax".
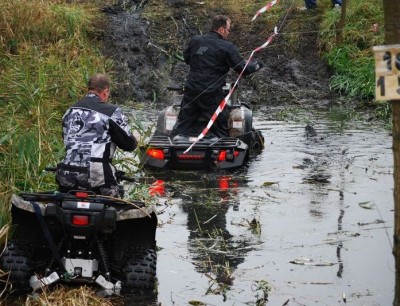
[
  {"xmin": 139, "ymin": 83, "xmax": 265, "ymax": 171},
  {"xmin": 0, "ymin": 170, "xmax": 158, "ymax": 296}
]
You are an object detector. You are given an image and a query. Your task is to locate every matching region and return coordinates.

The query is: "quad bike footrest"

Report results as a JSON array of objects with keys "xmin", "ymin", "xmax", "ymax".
[
  {"xmin": 30, "ymin": 272, "xmax": 60, "ymax": 291},
  {"xmin": 95, "ymin": 275, "xmax": 122, "ymax": 295}
]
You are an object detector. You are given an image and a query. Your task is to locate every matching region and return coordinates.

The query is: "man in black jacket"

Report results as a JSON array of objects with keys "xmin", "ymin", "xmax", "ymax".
[
  {"xmin": 171, "ymin": 15, "xmax": 262, "ymax": 138},
  {"xmin": 56, "ymin": 74, "xmax": 137, "ymax": 197}
]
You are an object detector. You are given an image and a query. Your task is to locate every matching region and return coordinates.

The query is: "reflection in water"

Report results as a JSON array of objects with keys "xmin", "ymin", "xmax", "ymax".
[
  {"xmin": 337, "ymin": 190, "xmax": 345, "ymax": 278},
  {"xmin": 147, "ymin": 172, "xmax": 254, "ymax": 298},
  {"xmin": 302, "ymin": 123, "xmax": 347, "ymax": 280},
  {"xmin": 337, "ymin": 238, "xmax": 344, "ymax": 278},
  {"xmin": 218, "ymin": 175, "xmax": 240, "ymax": 210},
  {"xmin": 148, "ymin": 179, "xmax": 166, "ymax": 197}
]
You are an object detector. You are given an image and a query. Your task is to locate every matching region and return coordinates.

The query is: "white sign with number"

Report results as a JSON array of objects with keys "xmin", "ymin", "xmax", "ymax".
[{"xmin": 373, "ymin": 44, "xmax": 400, "ymax": 101}]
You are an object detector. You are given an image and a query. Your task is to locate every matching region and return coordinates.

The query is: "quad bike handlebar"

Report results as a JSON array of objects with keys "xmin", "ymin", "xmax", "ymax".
[
  {"xmin": 116, "ymin": 171, "xmax": 136, "ymax": 183},
  {"xmin": 36, "ymin": 166, "xmax": 140, "ymax": 206},
  {"xmin": 167, "ymin": 83, "xmax": 184, "ymax": 92},
  {"xmin": 19, "ymin": 189, "xmax": 146, "ymax": 208},
  {"xmin": 44, "ymin": 167, "xmax": 135, "ymax": 183}
]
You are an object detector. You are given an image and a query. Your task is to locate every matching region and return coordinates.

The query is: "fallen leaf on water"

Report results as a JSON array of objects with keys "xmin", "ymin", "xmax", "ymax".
[
  {"xmin": 302, "ymin": 174, "xmax": 331, "ymax": 184},
  {"xmin": 262, "ymin": 181, "xmax": 278, "ymax": 187},
  {"xmin": 189, "ymin": 301, "xmax": 206, "ymax": 306},
  {"xmin": 358, "ymin": 219, "xmax": 385, "ymax": 226},
  {"xmin": 290, "ymin": 257, "xmax": 336, "ymax": 266},
  {"xmin": 359, "ymin": 201, "xmax": 375, "ymax": 209}
]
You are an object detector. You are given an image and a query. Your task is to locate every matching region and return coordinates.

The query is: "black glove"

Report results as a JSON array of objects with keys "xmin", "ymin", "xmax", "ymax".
[{"xmin": 254, "ymin": 60, "xmax": 264, "ymax": 71}]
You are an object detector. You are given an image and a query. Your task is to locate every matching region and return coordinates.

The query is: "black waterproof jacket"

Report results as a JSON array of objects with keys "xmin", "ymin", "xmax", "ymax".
[{"xmin": 183, "ymin": 31, "xmax": 259, "ymax": 93}]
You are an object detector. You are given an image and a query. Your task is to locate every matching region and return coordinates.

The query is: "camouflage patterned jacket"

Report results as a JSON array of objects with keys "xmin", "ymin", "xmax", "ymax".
[{"xmin": 57, "ymin": 93, "xmax": 137, "ymax": 188}]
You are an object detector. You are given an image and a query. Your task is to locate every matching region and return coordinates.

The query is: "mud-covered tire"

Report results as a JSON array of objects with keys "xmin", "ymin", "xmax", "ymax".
[
  {"xmin": 122, "ymin": 248, "xmax": 157, "ymax": 294},
  {"xmin": 251, "ymin": 128, "xmax": 264, "ymax": 151},
  {"xmin": 0, "ymin": 241, "xmax": 33, "ymax": 294}
]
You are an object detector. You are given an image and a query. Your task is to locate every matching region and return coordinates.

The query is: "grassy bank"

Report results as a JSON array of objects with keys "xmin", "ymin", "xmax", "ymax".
[{"xmin": 318, "ymin": 0, "xmax": 384, "ymax": 100}]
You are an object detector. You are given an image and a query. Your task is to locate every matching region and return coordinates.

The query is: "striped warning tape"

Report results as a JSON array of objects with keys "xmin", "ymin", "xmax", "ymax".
[{"xmin": 252, "ymin": 0, "xmax": 280, "ymax": 21}]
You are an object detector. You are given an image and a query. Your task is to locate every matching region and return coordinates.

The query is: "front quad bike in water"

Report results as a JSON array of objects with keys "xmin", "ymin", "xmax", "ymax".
[
  {"xmin": 139, "ymin": 83, "xmax": 264, "ymax": 171},
  {"xmin": 0, "ymin": 186, "xmax": 158, "ymax": 296}
]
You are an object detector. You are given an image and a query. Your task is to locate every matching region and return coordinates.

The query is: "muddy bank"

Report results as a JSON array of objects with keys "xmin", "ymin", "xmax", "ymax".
[
  {"xmin": 101, "ymin": 0, "xmax": 167, "ymax": 103},
  {"xmin": 101, "ymin": 0, "xmax": 347, "ymax": 113}
]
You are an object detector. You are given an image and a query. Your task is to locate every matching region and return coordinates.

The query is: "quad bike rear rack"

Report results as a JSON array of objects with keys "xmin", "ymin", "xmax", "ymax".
[{"xmin": 140, "ymin": 135, "xmax": 249, "ymax": 171}]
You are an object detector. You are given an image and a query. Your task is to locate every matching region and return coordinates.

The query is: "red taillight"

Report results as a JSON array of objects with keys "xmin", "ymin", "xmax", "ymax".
[
  {"xmin": 75, "ymin": 192, "xmax": 89, "ymax": 198},
  {"xmin": 218, "ymin": 151, "xmax": 227, "ymax": 161},
  {"xmin": 72, "ymin": 215, "xmax": 89, "ymax": 226},
  {"xmin": 147, "ymin": 148, "xmax": 164, "ymax": 160},
  {"xmin": 217, "ymin": 150, "xmax": 239, "ymax": 161}
]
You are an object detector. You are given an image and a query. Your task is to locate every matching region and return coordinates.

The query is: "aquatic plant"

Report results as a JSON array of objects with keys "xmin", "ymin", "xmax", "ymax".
[{"xmin": 252, "ymin": 279, "xmax": 272, "ymax": 305}]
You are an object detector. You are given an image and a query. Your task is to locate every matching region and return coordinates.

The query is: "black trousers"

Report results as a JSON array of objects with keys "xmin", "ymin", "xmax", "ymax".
[{"xmin": 171, "ymin": 89, "xmax": 229, "ymax": 138}]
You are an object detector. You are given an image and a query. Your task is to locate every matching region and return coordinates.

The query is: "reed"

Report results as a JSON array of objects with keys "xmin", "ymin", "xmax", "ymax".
[
  {"xmin": 0, "ymin": 1, "xmax": 118, "ymax": 303},
  {"xmin": 0, "ymin": 0, "xmax": 111, "ymax": 230}
]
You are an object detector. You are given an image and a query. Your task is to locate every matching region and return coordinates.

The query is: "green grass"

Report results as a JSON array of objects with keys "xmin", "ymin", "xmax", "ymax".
[
  {"xmin": 325, "ymin": 46, "xmax": 375, "ymax": 99},
  {"xmin": 0, "ymin": 0, "xmax": 112, "ymax": 228},
  {"xmin": 319, "ymin": 0, "xmax": 384, "ymax": 101}
]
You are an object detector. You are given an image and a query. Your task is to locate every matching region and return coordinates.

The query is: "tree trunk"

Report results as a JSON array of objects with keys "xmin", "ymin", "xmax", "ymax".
[
  {"xmin": 384, "ymin": 1, "xmax": 400, "ymax": 305},
  {"xmin": 395, "ymin": 102, "xmax": 400, "ymax": 306},
  {"xmin": 336, "ymin": 0, "xmax": 347, "ymax": 44}
]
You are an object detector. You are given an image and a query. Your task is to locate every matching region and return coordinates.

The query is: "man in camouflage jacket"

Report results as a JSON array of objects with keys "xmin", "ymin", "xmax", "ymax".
[{"xmin": 56, "ymin": 74, "xmax": 137, "ymax": 197}]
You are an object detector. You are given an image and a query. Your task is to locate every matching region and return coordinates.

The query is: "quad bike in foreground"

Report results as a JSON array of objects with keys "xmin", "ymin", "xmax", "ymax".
[
  {"xmin": 0, "ymin": 171, "xmax": 158, "ymax": 296},
  {"xmin": 139, "ymin": 83, "xmax": 264, "ymax": 171}
]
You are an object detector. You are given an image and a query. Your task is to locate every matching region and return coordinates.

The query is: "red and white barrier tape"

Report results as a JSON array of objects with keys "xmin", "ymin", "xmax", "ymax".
[
  {"xmin": 252, "ymin": 0, "xmax": 280, "ymax": 21},
  {"xmin": 183, "ymin": 27, "xmax": 278, "ymax": 154}
]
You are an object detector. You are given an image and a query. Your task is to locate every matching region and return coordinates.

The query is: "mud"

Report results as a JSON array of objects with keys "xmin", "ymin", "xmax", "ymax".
[
  {"xmin": 102, "ymin": 0, "xmax": 163, "ymax": 103},
  {"xmin": 102, "ymin": 0, "xmax": 352, "ymax": 113}
]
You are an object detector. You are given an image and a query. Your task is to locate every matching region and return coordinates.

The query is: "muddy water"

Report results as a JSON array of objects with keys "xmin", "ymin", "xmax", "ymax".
[{"xmin": 130, "ymin": 109, "xmax": 394, "ymax": 306}]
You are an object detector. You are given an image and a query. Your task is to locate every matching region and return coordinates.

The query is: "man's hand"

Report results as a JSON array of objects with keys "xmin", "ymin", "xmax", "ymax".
[{"xmin": 254, "ymin": 60, "xmax": 264, "ymax": 71}]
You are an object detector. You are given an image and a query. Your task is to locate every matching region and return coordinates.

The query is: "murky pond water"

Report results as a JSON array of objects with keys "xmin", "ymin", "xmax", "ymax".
[{"xmin": 128, "ymin": 108, "xmax": 394, "ymax": 306}]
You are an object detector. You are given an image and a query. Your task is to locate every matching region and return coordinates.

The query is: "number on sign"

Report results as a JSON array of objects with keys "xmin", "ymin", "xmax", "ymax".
[
  {"xmin": 377, "ymin": 76, "xmax": 385, "ymax": 96},
  {"xmin": 383, "ymin": 51, "xmax": 391, "ymax": 71},
  {"xmin": 373, "ymin": 45, "xmax": 400, "ymax": 101},
  {"xmin": 397, "ymin": 53, "xmax": 400, "ymax": 71}
]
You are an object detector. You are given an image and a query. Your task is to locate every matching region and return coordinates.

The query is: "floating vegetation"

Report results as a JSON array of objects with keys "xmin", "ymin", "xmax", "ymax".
[{"xmin": 252, "ymin": 279, "xmax": 272, "ymax": 306}]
